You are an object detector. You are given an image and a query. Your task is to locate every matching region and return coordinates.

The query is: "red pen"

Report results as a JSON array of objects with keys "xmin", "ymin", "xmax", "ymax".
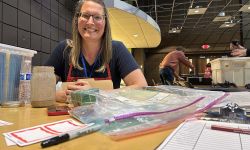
[{"xmin": 211, "ymin": 125, "xmax": 250, "ymax": 135}]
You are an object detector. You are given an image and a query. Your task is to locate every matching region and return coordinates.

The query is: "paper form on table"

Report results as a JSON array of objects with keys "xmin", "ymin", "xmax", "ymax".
[{"xmin": 156, "ymin": 120, "xmax": 250, "ymax": 150}]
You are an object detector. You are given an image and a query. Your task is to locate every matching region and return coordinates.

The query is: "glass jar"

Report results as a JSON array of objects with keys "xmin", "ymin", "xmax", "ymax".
[{"xmin": 31, "ymin": 66, "xmax": 56, "ymax": 107}]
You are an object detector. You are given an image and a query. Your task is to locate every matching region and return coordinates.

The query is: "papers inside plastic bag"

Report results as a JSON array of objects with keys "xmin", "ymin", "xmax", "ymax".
[{"xmin": 69, "ymin": 86, "xmax": 229, "ymax": 140}]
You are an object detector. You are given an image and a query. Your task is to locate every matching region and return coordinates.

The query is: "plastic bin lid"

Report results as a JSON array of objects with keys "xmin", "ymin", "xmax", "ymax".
[{"xmin": 0, "ymin": 43, "xmax": 37, "ymax": 57}]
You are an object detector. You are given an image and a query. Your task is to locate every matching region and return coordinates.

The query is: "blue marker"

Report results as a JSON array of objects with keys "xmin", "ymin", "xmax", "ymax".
[{"xmin": 41, "ymin": 124, "xmax": 102, "ymax": 148}]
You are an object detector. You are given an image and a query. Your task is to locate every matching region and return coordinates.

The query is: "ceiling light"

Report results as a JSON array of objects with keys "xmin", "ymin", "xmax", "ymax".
[
  {"xmin": 219, "ymin": 22, "xmax": 236, "ymax": 28},
  {"xmin": 218, "ymin": 11, "xmax": 225, "ymax": 17},
  {"xmin": 168, "ymin": 28, "xmax": 181, "ymax": 33},
  {"xmin": 132, "ymin": 34, "xmax": 138, "ymax": 38},
  {"xmin": 239, "ymin": 4, "xmax": 250, "ymax": 12},
  {"xmin": 187, "ymin": 7, "xmax": 207, "ymax": 15},
  {"xmin": 213, "ymin": 11, "xmax": 232, "ymax": 22},
  {"xmin": 213, "ymin": 16, "xmax": 231, "ymax": 22}
]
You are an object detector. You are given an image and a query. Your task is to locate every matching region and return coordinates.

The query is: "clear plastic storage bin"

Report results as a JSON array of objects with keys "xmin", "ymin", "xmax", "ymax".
[{"xmin": 0, "ymin": 43, "xmax": 37, "ymax": 107}]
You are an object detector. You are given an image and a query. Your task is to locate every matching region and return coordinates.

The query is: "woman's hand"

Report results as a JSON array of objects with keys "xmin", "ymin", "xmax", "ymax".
[
  {"xmin": 55, "ymin": 90, "xmax": 67, "ymax": 103},
  {"xmin": 55, "ymin": 81, "xmax": 91, "ymax": 103},
  {"xmin": 66, "ymin": 80, "xmax": 92, "ymax": 95}
]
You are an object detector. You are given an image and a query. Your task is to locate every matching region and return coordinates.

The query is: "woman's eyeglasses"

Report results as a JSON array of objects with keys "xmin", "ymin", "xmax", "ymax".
[{"xmin": 77, "ymin": 12, "xmax": 105, "ymax": 22}]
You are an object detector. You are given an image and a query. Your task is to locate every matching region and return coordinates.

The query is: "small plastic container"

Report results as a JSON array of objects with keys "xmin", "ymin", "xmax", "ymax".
[
  {"xmin": 31, "ymin": 66, "xmax": 56, "ymax": 108},
  {"xmin": 0, "ymin": 43, "xmax": 37, "ymax": 107}
]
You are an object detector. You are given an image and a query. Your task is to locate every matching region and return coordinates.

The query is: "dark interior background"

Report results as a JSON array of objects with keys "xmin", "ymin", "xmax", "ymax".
[{"xmin": 132, "ymin": 0, "xmax": 250, "ymax": 85}]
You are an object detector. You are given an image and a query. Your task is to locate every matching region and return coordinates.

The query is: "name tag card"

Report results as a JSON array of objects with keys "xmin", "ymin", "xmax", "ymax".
[{"xmin": 3, "ymin": 119, "xmax": 91, "ymax": 146}]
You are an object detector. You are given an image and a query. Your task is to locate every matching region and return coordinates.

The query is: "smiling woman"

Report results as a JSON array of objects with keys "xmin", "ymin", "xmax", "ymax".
[
  {"xmin": 45, "ymin": 0, "xmax": 148, "ymax": 102},
  {"xmin": 77, "ymin": 1, "xmax": 106, "ymax": 42}
]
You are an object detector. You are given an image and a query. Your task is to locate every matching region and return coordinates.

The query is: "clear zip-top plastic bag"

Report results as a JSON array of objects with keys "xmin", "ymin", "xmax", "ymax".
[{"xmin": 69, "ymin": 86, "xmax": 229, "ymax": 140}]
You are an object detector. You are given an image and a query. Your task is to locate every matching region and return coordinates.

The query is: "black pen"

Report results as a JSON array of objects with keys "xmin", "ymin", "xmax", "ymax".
[{"xmin": 41, "ymin": 124, "xmax": 102, "ymax": 148}]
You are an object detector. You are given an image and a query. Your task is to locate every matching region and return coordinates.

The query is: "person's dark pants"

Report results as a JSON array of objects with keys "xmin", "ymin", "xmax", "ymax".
[{"xmin": 159, "ymin": 67, "xmax": 174, "ymax": 85}]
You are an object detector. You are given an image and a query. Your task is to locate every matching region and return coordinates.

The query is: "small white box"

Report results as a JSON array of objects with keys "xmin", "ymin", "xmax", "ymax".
[{"xmin": 211, "ymin": 57, "xmax": 250, "ymax": 86}]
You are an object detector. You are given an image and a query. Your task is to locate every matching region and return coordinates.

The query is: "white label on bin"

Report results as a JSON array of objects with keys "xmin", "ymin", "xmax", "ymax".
[{"xmin": 26, "ymin": 73, "xmax": 31, "ymax": 80}]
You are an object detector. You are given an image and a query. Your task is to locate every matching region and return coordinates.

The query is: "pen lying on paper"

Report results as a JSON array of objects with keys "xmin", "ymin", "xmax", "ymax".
[
  {"xmin": 211, "ymin": 125, "xmax": 250, "ymax": 135},
  {"xmin": 41, "ymin": 124, "xmax": 102, "ymax": 148}
]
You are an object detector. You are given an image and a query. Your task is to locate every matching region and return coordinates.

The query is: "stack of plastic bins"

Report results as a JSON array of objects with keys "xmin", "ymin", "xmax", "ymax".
[{"xmin": 0, "ymin": 43, "xmax": 37, "ymax": 107}]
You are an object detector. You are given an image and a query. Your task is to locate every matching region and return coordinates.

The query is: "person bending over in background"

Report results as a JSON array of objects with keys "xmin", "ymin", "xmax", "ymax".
[
  {"xmin": 230, "ymin": 41, "xmax": 250, "ymax": 57},
  {"xmin": 159, "ymin": 46, "xmax": 194, "ymax": 85},
  {"xmin": 45, "ymin": 0, "xmax": 147, "ymax": 102}
]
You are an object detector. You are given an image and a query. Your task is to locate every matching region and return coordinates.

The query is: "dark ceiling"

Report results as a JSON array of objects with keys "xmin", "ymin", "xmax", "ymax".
[{"xmin": 134, "ymin": 0, "xmax": 250, "ymax": 52}]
